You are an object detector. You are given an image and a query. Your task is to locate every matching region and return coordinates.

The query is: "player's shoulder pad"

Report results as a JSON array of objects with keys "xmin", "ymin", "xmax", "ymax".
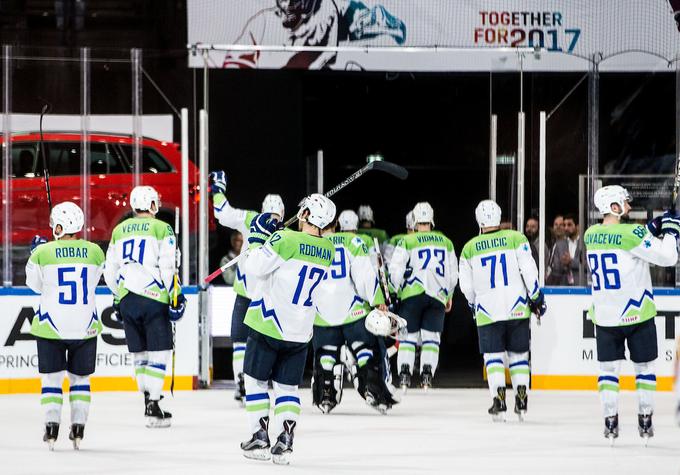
[
  {"xmin": 349, "ymin": 235, "xmax": 369, "ymax": 255},
  {"xmin": 86, "ymin": 240, "xmax": 106, "ymax": 264}
]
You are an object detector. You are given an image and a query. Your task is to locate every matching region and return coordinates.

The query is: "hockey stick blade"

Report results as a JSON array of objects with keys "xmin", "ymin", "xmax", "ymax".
[{"xmin": 368, "ymin": 160, "xmax": 408, "ymax": 180}]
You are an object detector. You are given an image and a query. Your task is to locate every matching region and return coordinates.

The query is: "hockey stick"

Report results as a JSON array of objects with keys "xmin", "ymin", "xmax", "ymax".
[
  {"xmin": 202, "ymin": 160, "xmax": 408, "ymax": 285},
  {"xmin": 373, "ymin": 237, "xmax": 406, "ymax": 353},
  {"xmin": 170, "ymin": 206, "xmax": 180, "ymax": 395},
  {"xmin": 39, "ymin": 102, "xmax": 53, "ymax": 211}
]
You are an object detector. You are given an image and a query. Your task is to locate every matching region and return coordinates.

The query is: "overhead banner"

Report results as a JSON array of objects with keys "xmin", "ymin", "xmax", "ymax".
[
  {"xmin": 188, "ymin": 0, "xmax": 680, "ymax": 71},
  {"xmin": 0, "ymin": 288, "xmax": 200, "ymax": 393}
]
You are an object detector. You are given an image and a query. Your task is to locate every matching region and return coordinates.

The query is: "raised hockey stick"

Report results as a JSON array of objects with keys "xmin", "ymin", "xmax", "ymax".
[
  {"xmin": 170, "ymin": 206, "xmax": 180, "ymax": 395},
  {"xmin": 372, "ymin": 237, "xmax": 406, "ymax": 353},
  {"xmin": 39, "ymin": 102, "xmax": 53, "ymax": 211},
  {"xmin": 202, "ymin": 160, "xmax": 408, "ymax": 285}
]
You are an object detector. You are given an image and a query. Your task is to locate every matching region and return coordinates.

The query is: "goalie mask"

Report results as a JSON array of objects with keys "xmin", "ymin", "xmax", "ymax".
[{"xmin": 276, "ymin": 0, "xmax": 321, "ymax": 29}]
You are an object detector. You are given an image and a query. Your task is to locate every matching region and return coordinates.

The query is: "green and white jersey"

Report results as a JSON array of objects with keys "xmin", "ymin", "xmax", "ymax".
[
  {"xmin": 244, "ymin": 229, "xmax": 334, "ymax": 343},
  {"xmin": 383, "ymin": 233, "xmax": 405, "ymax": 266},
  {"xmin": 584, "ymin": 223, "xmax": 678, "ymax": 327},
  {"xmin": 212, "ymin": 192, "xmax": 257, "ymax": 298},
  {"xmin": 104, "ymin": 217, "xmax": 177, "ymax": 304},
  {"xmin": 314, "ymin": 232, "xmax": 385, "ymax": 327},
  {"xmin": 459, "ymin": 230, "xmax": 539, "ymax": 327},
  {"xmin": 25, "ymin": 240, "xmax": 105, "ymax": 340},
  {"xmin": 388, "ymin": 231, "xmax": 458, "ymax": 305},
  {"xmin": 359, "ymin": 227, "xmax": 389, "ymax": 244}
]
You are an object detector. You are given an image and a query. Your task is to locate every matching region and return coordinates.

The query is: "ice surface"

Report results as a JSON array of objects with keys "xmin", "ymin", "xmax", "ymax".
[{"xmin": 0, "ymin": 388, "xmax": 678, "ymax": 474}]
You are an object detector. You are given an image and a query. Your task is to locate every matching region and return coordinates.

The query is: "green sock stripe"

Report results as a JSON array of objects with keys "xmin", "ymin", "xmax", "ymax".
[
  {"xmin": 486, "ymin": 367, "xmax": 506, "ymax": 374},
  {"xmin": 135, "ymin": 367, "xmax": 145, "ymax": 375},
  {"xmin": 232, "ymin": 354, "xmax": 245, "ymax": 361},
  {"xmin": 246, "ymin": 403, "xmax": 270, "ymax": 413},
  {"xmin": 598, "ymin": 383, "xmax": 620, "ymax": 392},
  {"xmin": 422, "ymin": 345, "xmax": 440, "ymax": 353},
  {"xmin": 41, "ymin": 397, "xmax": 63, "ymax": 405},
  {"xmin": 320, "ymin": 356, "xmax": 336, "ymax": 365},
  {"xmin": 69, "ymin": 395, "xmax": 91, "ymax": 402},
  {"xmin": 636, "ymin": 382, "xmax": 656, "ymax": 391},
  {"xmin": 399, "ymin": 346, "xmax": 416, "ymax": 353},
  {"xmin": 509, "ymin": 368, "xmax": 530, "ymax": 375},
  {"xmin": 274, "ymin": 404, "xmax": 301, "ymax": 415},
  {"xmin": 144, "ymin": 368, "xmax": 166, "ymax": 379}
]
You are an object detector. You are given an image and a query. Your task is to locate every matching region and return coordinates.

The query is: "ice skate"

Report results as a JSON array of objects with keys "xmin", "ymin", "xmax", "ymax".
[
  {"xmin": 234, "ymin": 373, "xmax": 245, "ymax": 407},
  {"xmin": 69, "ymin": 424, "xmax": 84, "ymax": 450},
  {"xmin": 241, "ymin": 417, "xmax": 271, "ymax": 461},
  {"xmin": 43, "ymin": 422, "xmax": 59, "ymax": 451},
  {"xmin": 604, "ymin": 414, "xmax": 619, "ymax": 446},
  {"xmin": 638, "ymin": 413, "xmax": 653, "ymax": 446},
  {"xmin": 420, "ymin": 364, "xmax": 433, "ymax": 391},
  {"xmin": 271, "ymin": 420, "xmax": 295, "ymax": 465},
  {"xmin": 488, "ymin": 387, "xmax": 507, "ymax": 422},
  {"xmin": 514, "ymin": 385, "xmax": 528, "ymax": 422},
  {"xmin": 143, "ymin": 391, "xmax": 150, "ymax": 415},
  {"xmin": 399, "ymin": 364, "xmax": 411, "ymax": 393},
  {"xmin": 145, "ymin": 399, "xmax": 172, "ymax": 428},
  {"xmin": 364, "ymin": 390, "xmax": 390, "ymax": 415},
  {"xmin": 319, "ymin": 385, "xmax": 337, "ymax": 414}
]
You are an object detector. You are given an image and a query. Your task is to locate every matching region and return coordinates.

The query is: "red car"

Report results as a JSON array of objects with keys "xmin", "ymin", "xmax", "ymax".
[{"xmin": 1, "ymin": 132, "xmax": 201, "ymax": 246}]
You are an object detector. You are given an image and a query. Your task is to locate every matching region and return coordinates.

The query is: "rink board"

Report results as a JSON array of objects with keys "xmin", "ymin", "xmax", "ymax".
[
  {"xmin": 531, "ymin": 288, "xmax": 678, "ymax": 391},
  {"xmin": 0, "ymin": 287, "xmax": 200, "ymax": 394}
]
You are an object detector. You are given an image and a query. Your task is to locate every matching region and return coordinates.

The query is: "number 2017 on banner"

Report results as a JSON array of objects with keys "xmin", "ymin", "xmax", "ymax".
[{"xmin": 474, "ymin": 28, "xmax": 581, "ymax": 53}]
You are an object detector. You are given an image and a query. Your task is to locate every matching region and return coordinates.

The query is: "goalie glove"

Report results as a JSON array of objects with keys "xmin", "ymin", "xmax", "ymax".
[
  {"xmin": 365, "ymin": 309, "xmax": 407, "ymax": 337},
  {"xmin": 527, "ymin": 291, "xmax": 547, "ymax": 317}
]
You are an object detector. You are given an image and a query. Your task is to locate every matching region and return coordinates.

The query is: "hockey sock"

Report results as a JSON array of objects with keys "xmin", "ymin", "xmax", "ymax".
[
  {"xmin": 420, "ymin": 330, "xmax": 440, "ymax": 375},
  {"xmin": 598, "ymin": 360, "xmax": 621, "ymax": 418},
  {"xmin": 633, "ymin": 361, "xmax": 656, "ymax": 415},
  {"xmin": 397, "ymin": 332, "xmax": 418, "ymax": 374},
  {"xmin": 41, "ymin": 371, "xmax": 65, "ymax": 424},
  {"xmin": 319, "ymin": 345, "xmax": 338, "ymax": 371},
  {"xmin": 145, "ymin": 350, "xmax": 170, "ymax": 400},
  {"xmin": 232, "ymin": 341, "xmax": 246, "ymax": 384},
  {"xmin": 68, "ymin": 373, "xmax": 91, "ymax": 425},
  {"xmin": 507, "ymin": 351, "xmax": 530, "ymax": 389},
  {"xmin": 244, "ymin": 374, "xmax": 270, "ymax": 434},
  {"xmin": 133, "ymin": 351, "xmax": 149, "ymax": 393},
  {"xmin": 484, "ymin": 353, "xmax": 506, "ymax": 398},
  {"xmin": 272, "ymin": 381, "xmax": 301, "ymax": 435},
  {"xmin": 350, "ymin": 342, "xmax": 373, "ymax": 369}
]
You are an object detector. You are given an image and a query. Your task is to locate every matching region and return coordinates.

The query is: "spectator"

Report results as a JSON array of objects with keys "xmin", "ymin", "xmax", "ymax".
[
  {"xmin": 546, "ymin": 213, "xmax": 585, "ymax": 285},
  {"xmin": 548, "ymin": 214, "xmax": 564, "ymax": 248},
  {"xmin": 220, "ymin": 231, "xmax": 243, "ymax": 286},
  {"xmin": 524, "ymin": 216, "xmax": 539, "ymax": 264}
]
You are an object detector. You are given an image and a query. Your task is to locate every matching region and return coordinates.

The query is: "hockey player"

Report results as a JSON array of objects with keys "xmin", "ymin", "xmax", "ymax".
[
  {"xmin": 240, "ymin": 194, "xmax": 336, "ymax": 465},
  {"xmin": 584, "ymin": 185, "xmax": 679, "ymax": 443},
  {"xmin": 384, "ymin": 210, "xmax": 415, "ymax": 265},
  {"xmin": 209, "ymin": 170, "xmax": 285, "ymax": 404},
  {"xmin": 458, "ymin": 200, "xmax": 546, "ymax": 422},
  {"xmin": 358, "ymin": 204, "xmax": 389, "ymax": 244},
  {"xmin": 337, "ymin": 209, "xmax": 372, "ymax": 248},
  {"xmin": 312, "ymin": 210, "xmax": 399, "ymax": 414},
  {"xmin": 25, "ymin": 202, "xmax": 105, "ymax": 450},
  {"xmin": 104, "ymin": 186, "xmax": 186, "ymax": 428},
  {"xmin": 388, "ymin": 202, "xmax": 458, "ymax": 390}
]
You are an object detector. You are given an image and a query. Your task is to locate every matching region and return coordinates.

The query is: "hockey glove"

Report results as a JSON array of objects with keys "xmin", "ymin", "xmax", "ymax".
[
  {"xmin": 646, "ymin": 216, "xmax": 662, "ymax": 237},
  {"xmin": 248, "ymin": 212, "xmax": 281, "ymax": 246},
  {"xmin": 112, "ymin": 300, "xmax": 123, "ymax": 323},
  {"xmin": 208, "ymin": 170, "xmax": 227, "ymax": 195},
  {"xmin": 30, "ymin": 235, "xmax": 47, "ymax": 253},
  {"xmin": 168, "ymin": 293, "xmax": 187, "ymax": 322},
  {"xmin": 528, "ymin": 291, "xmax": 547, "ymax": 317},
  {"xmin": 661, "ymin": 210, "xmax": 680, "ymax": 240},
  {"xmin": 403, "ymin": 265, "xmax": 413, "ymax": 280}
]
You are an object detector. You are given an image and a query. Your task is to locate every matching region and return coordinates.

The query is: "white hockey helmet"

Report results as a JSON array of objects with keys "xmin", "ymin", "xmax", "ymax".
[
  {"xmin": 338, "ymin": 209, "xmax": 359, "ymax": 231},
  {"xmin": 405, "ymin": 210, "xmax": 416, "ymax": 231},
  {"xmin": 475, "ymin": 199, "xmax": 502, "ymax": 228},
  {"xmin": 594, "ymin": 185, "xmax": 631, "ymax": 216},
  {"xmin": 297, "ymin": 193, "xmax": 336, "ymax": 229},
  {"xmin": 50, "ymin": 201, "xmax": 84, "ymax": 239},
  {"xmin": 130, "ymin": 185, "xmax": 160, "ymax": 215},
  {"xmin": 262, "ymin": 194, "xmax": 285, "ymax": 219},
  {"xmin": 413, "ymin": 202, "xmax": 435, "ymax": 226},
  {"xmin": 357, "ymin": 205, "xmax": 374, "ymax": 223},
  {"xmin": 365, "ymin": 309, "xmax": 393, "ymax": 336}
]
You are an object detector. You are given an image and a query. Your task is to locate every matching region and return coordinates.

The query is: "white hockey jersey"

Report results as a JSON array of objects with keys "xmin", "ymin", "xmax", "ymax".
[
  {"xmin": 584, "ymin": 223, "xmax": 678, "ymax": 327},
  {"xmin": 26, "ymin": 239, "xmax": 105, "ymax": 340},
  {"xmin": 314, "ymin": 232, "xmax": 385, "ymax": 327},
  {"xmin": 388, "ymin": 231, "xmax": 458, "ymax": 305},
  {"xmin": 244, "ymin": 229, "xmax": 334, "ymax": 343},
  {"xmin": 104, "ymin": 217, "xmax": 177, "ymax": 304},
  {"xmin": 459, "ymin": 229, "xmax": 540, "ymax": 326}
]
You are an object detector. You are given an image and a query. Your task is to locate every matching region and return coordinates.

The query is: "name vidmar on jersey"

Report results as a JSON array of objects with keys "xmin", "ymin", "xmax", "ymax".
[
  {"xmin": 244, "ymin": 229, "xmax": 334, "ymax": 343},
  {"xmin": 212, "ymin": 193, "xmax": 257, "ymax": 298},
  {"xmin": 584, "ymin": 223, "xmax": 678, "ymax": 327},
  {"xmin": 104, "ymin": 217, "xmax": 176, "ymax": 304},
  {"xmin": 314, "ymin": 233, "xmax": 385, "ymax": 327},
  {"xmin": 388, "ymin": 231, "xmax": 458, "ymax": 305},
  {"xmin": 459, "ymin": 230, "xmax": 539, "ymax": 326},
  {"xmin": 25, "ymin": 240, "xmax": 105, "ymax": 340}
]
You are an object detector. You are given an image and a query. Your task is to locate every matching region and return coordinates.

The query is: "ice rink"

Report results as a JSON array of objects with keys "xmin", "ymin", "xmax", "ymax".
[{"xmin": 1, "ymin": 388, "xmax": 679, "ymax": 474}]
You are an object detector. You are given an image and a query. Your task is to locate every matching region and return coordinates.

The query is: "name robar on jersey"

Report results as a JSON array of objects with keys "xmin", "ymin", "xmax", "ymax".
[
  {"xmin": 244, "ymin": 229, "xmax": 334, "ymax": 343},
  {"xmin": 314, "ymin": 232, "xmax": 385, "ymax": 327},
  {"xmin": 212, "ymin": 193, "xmax": 258, "ymax": 298},
  {"xmin": 25, "ymin": 240, "xmax": 105, "ymax": 340},
  {"xmin": 104, "ymin": 217, "xmax": 177, "ymax": 304},
  {"xmin": 584, "ymin": 223, "xmax": 678, "ymax": 327},
  {"xmin": 388, "ymin": 231, "xmax": 458, "ymax": 305},
  {"xmin": 458, "ymin": 229, "xmax": 539, "ymax": 326}
]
